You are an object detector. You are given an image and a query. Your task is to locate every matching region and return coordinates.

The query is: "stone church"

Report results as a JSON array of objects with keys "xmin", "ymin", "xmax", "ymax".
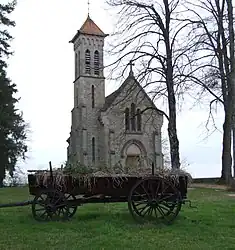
[{"xmin": 66, "ymin": 15, "xmax": 164, "ymax": 171}]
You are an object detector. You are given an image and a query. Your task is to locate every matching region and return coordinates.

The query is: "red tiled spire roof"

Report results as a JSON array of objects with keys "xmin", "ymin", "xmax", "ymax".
[
  {"xmin": 79, "ymin": 15, "xmax": 106, "ymax": 36},
  {"xmin": 70, "ymin": 15, "xmax": 108, "ymax": 43}
]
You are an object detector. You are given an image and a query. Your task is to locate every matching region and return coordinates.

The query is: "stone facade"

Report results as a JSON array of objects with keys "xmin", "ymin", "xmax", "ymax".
[{"xmin": 66, "ymin": 16, "xmax": 164, "ymax": 170}]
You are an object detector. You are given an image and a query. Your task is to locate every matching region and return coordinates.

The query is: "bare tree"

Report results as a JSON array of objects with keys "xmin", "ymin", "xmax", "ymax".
[
  {"xmin": 175, "ymin": 0, "xmax": 235, "ymax": 184},
  {"xmin": 106, "ymin": 0, "xmax": 195, "ymax": 169}
]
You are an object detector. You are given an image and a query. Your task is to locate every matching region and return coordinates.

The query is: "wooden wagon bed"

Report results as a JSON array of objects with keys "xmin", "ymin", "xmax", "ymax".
[{"xmin": 28, "ymin": 174, "xmax": 188, "ymax": 199}]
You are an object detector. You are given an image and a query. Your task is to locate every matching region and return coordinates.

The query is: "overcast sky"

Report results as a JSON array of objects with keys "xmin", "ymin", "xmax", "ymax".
[{"xmin": 4, "ymin": 0, "xmax": 226, "ymax": 178}]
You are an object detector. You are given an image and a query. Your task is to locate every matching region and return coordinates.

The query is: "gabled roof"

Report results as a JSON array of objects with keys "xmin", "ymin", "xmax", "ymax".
[
  {"xmin": 70, "ymin": 15, "xmax": 108, "ymax": 43},
  {"xmin": 101, "ymin": 73, "xmax": 163, "ymax": 116}
]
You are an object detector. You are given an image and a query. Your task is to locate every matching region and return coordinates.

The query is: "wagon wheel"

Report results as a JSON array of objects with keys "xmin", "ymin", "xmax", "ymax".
[
  {"xmin": 128, "ymin": 177, "xmax": 182, "ymax": 224},
  {"xmin": 61, "ymin": 193, "xmax": 78, "ymax": 218},
  {"xmin": 32, "ymin": 189, "xmax": 69, "ymax": 222}
]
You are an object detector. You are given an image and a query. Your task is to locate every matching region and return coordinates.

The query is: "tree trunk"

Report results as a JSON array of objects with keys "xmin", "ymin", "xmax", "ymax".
[
  {"xmin": 226, "ymin": 0, "xmax": 235, "ymax": 186},
  {"xmin": 0, "ymin": 177, "xmax": 4, "ymax": 188},
  {"xmin": 221, "ymin": 109, "xmax": 232, "ymax": 183},
  {"xmin": 168, "ymin": 119, "xmax": 180, "ymax": 169},
  {"xmin": 0, "ymin": 150, "xmax": 6, "ymax": 188},
  {"xmin": 166, "ymin": 62, "xmax": 180, "ymax": 169},
  {"xmin": 232, "ymin": 119, "xmax": 235, "ymax": 177},
  {"xmin": 166, "ymin": 67, "xmax": 180, "ymax": 169},
  {"xmin": 164, "ymin": 3, "xmax": 180, "ymax": 170}
]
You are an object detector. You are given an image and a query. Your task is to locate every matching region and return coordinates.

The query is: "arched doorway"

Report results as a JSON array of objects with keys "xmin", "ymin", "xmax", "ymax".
[
  {"xmin": 125, "ymin": 143, "xmax": 141, "ymax": 170},
  {"xmin": 121, "ymin": 140, "xmax": 147, "ymax": 171}
]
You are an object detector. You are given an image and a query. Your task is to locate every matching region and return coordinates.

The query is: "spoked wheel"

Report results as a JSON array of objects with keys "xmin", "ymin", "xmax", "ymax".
[
  {"xmin": 128, "ymin": 177, "xmax": 182, "ymax": 225},
  {"xmin": 63, "ymin": 193, "xmax": 78, "ymax": 218},
  {"xmin": 32, "ymin": 190, "xmax": 69, "ymax": 222}
]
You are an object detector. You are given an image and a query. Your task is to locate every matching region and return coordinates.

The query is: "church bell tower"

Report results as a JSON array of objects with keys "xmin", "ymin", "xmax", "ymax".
[{"xmin": 67, "ymin": 15, "xmax": 108, "ymax": 166}]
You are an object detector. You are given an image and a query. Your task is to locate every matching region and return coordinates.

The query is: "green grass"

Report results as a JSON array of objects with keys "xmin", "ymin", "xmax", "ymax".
[{"xmin": 0, "ymin": 187, "xmax": 235, "ymax": 250}]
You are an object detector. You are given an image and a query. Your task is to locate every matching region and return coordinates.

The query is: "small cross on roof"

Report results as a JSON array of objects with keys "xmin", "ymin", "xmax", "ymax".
[{"xmin": 128, "ymin": 60, "xmax": 135, "ymax": 75}]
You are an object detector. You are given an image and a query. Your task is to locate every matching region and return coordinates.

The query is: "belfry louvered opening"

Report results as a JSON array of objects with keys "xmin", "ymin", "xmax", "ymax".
[
  {"xmin": 94, "ymin": 50, "xmax": 99, "ymax": 75},
  {"xmin": 85, "ymin": 49, "xmax": 91, "ymax": 74}
]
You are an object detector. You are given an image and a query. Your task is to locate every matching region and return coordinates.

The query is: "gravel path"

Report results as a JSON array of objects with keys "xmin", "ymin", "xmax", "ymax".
[{"xmin": 189, "ymin": 183, "xmax": 228, "ymax": 190}]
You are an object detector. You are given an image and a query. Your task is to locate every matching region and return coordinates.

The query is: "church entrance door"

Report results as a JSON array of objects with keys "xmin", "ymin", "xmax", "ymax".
[
  {"xmin": 125, "ymin": 143, "xmax": 141, "ymax": 171},
  {"xmin": 125, "ymin": 155, "xmax": 140, "ymax": 170}
]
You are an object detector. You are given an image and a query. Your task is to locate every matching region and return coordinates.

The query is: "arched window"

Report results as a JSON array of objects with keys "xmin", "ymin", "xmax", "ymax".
[
  {"xmin": 125, "ymin": 108, "xmax": 130, "ymax": 130},
  {"xmin": 85, "ymin": 49, "xmax": 91, "ymax": 74},
  {"xmin": 94, "ymin": 50, "xmax": 99, "ymax": 76},
  {"xmin": 137, "ymin": 108, "xmax": 141, "ymax": 131},
  {"xmin": 92, "ymin": 85, "xmax": 95, "ymax": 108},
  {"xmin": 131, "ymin": 103, "xmax": 136, "ymax": 131},
  {"xmin": 92, "ymin": 137, "xmax": 95, "ymax": 162},
  {"xmin": 75, "ymin": 53, "xmax": 78, "ymax": 77}
]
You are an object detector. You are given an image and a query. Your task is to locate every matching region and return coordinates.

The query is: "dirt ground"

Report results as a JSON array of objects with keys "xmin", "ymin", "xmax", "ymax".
[
  {"xmin": 189, "ymin": 183, "xmax": 228, "ymax": 190},
  {"xmin": 189, "ymin": 183, "xmax": 235, "ymax": 198}
]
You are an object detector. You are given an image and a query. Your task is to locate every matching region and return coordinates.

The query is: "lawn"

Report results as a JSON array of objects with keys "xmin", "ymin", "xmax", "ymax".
[{"xmin": 0, "ymin": 186, "xmax": 235, "ymax": 250}]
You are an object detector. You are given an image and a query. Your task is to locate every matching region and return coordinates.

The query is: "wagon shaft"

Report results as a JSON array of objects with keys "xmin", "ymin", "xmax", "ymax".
[{"xmin": 0, "ymin": 200, "xmax": 32, "ymax": 208}]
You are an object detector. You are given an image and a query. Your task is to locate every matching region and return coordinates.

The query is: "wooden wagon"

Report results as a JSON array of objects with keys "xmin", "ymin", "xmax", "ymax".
[{"xmin": 27, "ymin": 164, "xmax": 189, "ymax": 225}]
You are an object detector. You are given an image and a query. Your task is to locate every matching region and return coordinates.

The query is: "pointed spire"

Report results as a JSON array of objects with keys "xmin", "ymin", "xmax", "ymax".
[
  {"xmin": 79, "ymin": 16, "xmax": 107, "ymax": 37},
  {"xmin": 69, "ymin": 14, "xmax": 108, "ymax": 43}
]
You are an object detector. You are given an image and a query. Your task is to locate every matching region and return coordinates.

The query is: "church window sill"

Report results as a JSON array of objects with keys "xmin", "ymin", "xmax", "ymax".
[{"xmin": 125, "ymin": 131, "xmax": 143, "ymax": 135}]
